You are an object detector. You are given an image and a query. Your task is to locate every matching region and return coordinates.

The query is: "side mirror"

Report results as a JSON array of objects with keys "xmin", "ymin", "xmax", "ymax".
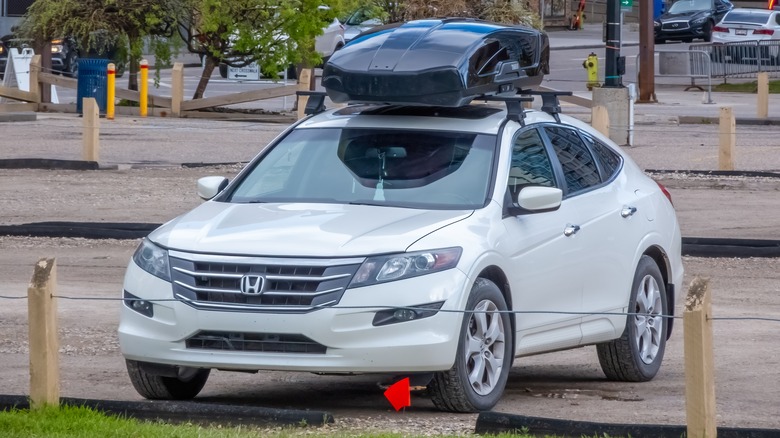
[
  {"xmin": 197, "ymin": 176, "xmax": 229, "ymax": 200},
  {"xmin": 506, "ymin": 186, "xmax": 562, "ymax": 216}
]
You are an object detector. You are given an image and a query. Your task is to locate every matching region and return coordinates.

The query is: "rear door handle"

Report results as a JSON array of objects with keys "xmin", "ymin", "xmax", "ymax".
[
  {"xmin": 621, "ymin": 206, "xmax": 637, "ymax": 218},
  {"xmin": 564, "ymin": 224, "xmax": 580, "ymax": 237}
]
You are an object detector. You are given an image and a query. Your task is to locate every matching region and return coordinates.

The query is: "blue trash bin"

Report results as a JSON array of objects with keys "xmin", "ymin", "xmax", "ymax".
[{"xmin": 76, "ymin": 58, "xmax": 110, "ymax": 114}]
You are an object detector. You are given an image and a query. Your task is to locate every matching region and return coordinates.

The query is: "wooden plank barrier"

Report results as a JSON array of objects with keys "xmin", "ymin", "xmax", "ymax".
[
  {"xmin": 684, "ymin": 277, "xmax": 717, "ymax": 438},
  {"xmin": 27, "ymin": 258, "xmax": 60, "ymax": 408}
]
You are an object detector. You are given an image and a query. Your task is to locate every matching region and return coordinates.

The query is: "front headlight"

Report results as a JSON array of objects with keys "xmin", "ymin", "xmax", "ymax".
[
  {"xmin": 349, "ymin": 247, "xmax": 462, "ymax": 288},
  {"xmin": 691, "ymin": 17, "xmax": 707, "ymax": 25},
  {"xmin": 132, "ymin": 239, "xmax": 171, "ymax": 282},
  {"xmin": 653, "ymin": 21, "xmax": 661, "ymax": 28}
]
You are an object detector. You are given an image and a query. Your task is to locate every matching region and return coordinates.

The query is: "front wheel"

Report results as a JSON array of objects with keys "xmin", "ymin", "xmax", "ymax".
[
  {"xmin": 703, "ymin": 20, "xmax": 714, "ymax": 42},
  {"xmin": 126, "ymin": 360, "xmax": 210, "ymax": 400},
  {"xmin": 597, "ymin": 255, "xmax": 668, "ymax": 382},
  {"xmin": 428, "ymin": 278, "xmax": 513, "ymax": 412}
]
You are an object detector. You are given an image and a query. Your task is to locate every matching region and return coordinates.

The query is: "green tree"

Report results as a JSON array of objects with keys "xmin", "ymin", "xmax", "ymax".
[
  {"xmin": 175, "ymin": 0, "xmax": 345, "ymax": 99},
  {"xmin": 17, "ymin": 0, "xmax": 178, "ymax": 91}
]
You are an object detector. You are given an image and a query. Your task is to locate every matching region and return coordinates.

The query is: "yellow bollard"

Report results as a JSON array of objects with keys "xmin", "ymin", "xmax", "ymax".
[
  {"xmin": 107, "ymin": 62, "xmax": 116, "ymax": 120},
  {"xmin": 140, "ymin": 59, "xmax": 148, "ymax": 117}
]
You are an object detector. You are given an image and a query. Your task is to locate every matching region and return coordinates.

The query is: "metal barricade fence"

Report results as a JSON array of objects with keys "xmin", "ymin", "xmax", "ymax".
[
  {"xmin": 648, "ymin": 49, "xmax": 713, "ymax": 103},
  {"xmin": 691, "ymin": 41, "xmax": 780, "ymax": 80}
]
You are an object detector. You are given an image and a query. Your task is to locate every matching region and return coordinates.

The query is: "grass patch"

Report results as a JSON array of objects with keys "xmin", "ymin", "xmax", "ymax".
[
  {"xmin": 713, "ymin": 80, "xmax": 780, "ymax": 93},
  {"xmin": 0, "ymin": 405, "xmax": 554, "ymax": 438}
]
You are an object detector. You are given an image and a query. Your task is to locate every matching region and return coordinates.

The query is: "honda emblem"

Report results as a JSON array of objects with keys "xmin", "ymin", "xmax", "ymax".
[{"xmin": 240, "ymin": 274, "xmax": 264, "ymax": 295}]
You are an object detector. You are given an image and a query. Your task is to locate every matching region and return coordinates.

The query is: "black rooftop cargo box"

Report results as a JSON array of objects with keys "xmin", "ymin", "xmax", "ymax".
[{"xmin": 321, "ymin": 18, "xmax": 550, "ymax": 107}]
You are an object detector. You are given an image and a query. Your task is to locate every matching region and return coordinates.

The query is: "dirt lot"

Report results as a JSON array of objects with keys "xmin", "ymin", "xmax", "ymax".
[{"xmin": 1, "ymin": 120, "xmax": 780, "ymax": 434}]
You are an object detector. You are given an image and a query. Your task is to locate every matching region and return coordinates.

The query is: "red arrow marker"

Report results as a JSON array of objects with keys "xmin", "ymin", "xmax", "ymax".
[{"xmin": 383, "ymin": 377, "xmax": 411, "ymax": 411}]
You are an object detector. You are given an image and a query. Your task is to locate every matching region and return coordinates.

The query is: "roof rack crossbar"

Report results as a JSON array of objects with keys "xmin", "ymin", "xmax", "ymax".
[
  {"xmin": 518, "ymin": 90, "xmax": 573, "ymax": 123},
  {"xmin": 479, "ymin": 94, "xmax": 535, "ymax": 125},
  {"xmin": 296, "ymin": 91, "xmax": 328, "ymax": 115}
]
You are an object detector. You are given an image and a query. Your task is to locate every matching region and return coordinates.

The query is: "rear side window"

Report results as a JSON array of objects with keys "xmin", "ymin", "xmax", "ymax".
[
  {"xmin": 581, "ymin": 134, "xmax": 623, "ymax": 181},
  {"xmin": 544, "ymin": 126, "xmax": 600, "ymax": 195}
]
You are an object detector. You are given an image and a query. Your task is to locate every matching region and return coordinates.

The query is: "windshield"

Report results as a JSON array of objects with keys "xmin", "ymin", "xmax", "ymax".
[
  {"xmin": 668, "ymin": 0, "xmax": 712, "ymax": 13},
  {"xmin": 227, "ymin": 128, "xmax": 497, "ymax": 209}
]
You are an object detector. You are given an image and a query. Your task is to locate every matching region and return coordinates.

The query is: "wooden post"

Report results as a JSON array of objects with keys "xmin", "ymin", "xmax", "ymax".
[
  {"xmin": 171, "ymin": 62, "xmax": 184, "ymax": 117},
  {"xmin": 684, "ymin": 277, "xmax": 716, "ymax": 438},
  {"xmin": 82, "ymin": 97, "xmax": 100, "ymax": 162},
  {"xmin": 29, "ymin": 54, "xmax": 41, "ymax": 103},
  {"xmin": 757, "ymin": 72, "xmax": 768, "ymax": 119},
  {"xmin": 28, "ymin": 258, "xmax": 60, "ymax": 409},
  {"xmin": 297, "ymin": 68, "xmax": 313, "ymax": 120},
  {"xmin": 591, "ymin": 105, "xmax": 610, "ymax": 137},
  {"xmin": 718, "ymin": 107, "xmax": 735, "ymax": 171}
]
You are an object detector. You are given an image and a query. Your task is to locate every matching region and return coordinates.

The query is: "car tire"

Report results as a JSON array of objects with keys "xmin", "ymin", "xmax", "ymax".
[
  {"xmin": 703, "ymin": 20, "xmax": 714, "ymax": 42},
  {"xmin": 428, "ymin": 278, "xmax": 513, "ymax": 412},
  {"xmin": 126, "ymin": 359, "xmax": 210, "ymax": 400},
  {"xmin": 654, "ymin": 38, "xmax": 665, "ymax": 45},
  {"xmin": 597, "ymin": 255, "xmax": 668, "ymax": 382},
  {"xmin": 66, "ymin": 53, "xmax": 79, "ymax": 78}
]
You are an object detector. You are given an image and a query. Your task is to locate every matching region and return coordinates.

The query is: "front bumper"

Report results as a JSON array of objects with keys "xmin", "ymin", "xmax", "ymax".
[
  {"xmin": 656, "ymin": 23, "xmax": 705, "ymax": 41},
  {"xmin": 119, "ymin": 261, "xmax": 469, "ymax": 373}
]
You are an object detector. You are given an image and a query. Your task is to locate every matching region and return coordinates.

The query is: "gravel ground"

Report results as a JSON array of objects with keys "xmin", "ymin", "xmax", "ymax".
[{"xmin": 2, "ymin": 115, "xmax": 780, "ymax": 434}]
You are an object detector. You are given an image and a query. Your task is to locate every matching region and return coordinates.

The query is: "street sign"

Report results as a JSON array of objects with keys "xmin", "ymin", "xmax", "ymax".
[
  {"xmin": 620, "ymin": 0, "xmax": 633, "ymax": 10},
  {"xmin": 227, "ymin": 62, "xmax": 260, "ymax": 81}
]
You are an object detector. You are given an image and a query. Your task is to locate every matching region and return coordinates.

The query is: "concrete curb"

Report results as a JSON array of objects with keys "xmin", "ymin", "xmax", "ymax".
[
  {"xmin": 0, "ymin": 159, "xmax": 98, "ymax": 170},
  {"xmin": 0, "ymin": 394, "xmax": 334, "ymax": 427},
  {"xmin": 475, "ymin": 411, "xmax": 780, "ymax": 438},
  {"xmin": 679, "ymin": 115, "xmax": 780, "ymax": 125}
]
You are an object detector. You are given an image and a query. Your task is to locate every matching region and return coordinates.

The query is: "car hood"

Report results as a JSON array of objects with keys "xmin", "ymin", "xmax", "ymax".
[
  {"xmin": 660, "ymin": 10, "xmax": 710, "ymax": 21},
  {"xmin": 149, "ymin": 202, "xmax": 472, "ymax": 257}
]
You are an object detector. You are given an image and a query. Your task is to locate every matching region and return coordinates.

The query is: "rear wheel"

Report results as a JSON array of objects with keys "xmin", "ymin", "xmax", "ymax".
[
  {"xmin": 428, "ymin": 278, "xmax": 513, "ymax": 412},
  {"xmin": 597, "ymin": 255, "xmax": 668, "ymax": 382},
  {"xmin": 126, "ymin": 360, "xmax": 210, "ymax": 400}
]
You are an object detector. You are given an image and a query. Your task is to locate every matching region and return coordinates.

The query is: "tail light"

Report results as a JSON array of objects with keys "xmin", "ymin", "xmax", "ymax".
[
  {"xmin": 754, "ymin": 29, "xmax": 775, "ymax": 35},
  {"xmin": 656, "ymin": 181, "xmax": 673, "ymax": 206},
  {"xmin": 713, "ymin": 25, "xmax": 729, "ymax": 33}
]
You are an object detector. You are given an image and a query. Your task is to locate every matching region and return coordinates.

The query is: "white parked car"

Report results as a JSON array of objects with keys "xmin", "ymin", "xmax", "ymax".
[
  {"xmin": 120, "ymin": 18, "xmax": 684, "ymax": 413},
  {"xmin": 712, "ymin": 8, "xmax": 780, "ymax": 63}
]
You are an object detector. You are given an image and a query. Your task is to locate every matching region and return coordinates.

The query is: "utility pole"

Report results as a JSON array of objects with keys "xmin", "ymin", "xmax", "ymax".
[
  {"xmin": 638, "ymin": 0, "xmax": 657, "ymax": 102},
  {"xmin": 604, "ymin": 0, "xmax": 623, "ymax": 87}
]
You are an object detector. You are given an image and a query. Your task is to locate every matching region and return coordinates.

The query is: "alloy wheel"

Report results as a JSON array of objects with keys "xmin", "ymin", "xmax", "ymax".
[
  {"xmin": 464, "ymin": 299, "xmax": 506, "ymax": 395},
  {"xmin": 633, "ymin": 274, "xmax": 663, "ymax": 365}
]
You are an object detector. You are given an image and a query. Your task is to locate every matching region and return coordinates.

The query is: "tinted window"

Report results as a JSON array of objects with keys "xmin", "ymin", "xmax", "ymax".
[
  {"xmin": 544, "ymin": 126, "xmax": 600, "ymax": 194},
  {"xmin": 582, "ymin": 134, "xmax": 622, "ymax": 181},
  {"xmin": 508, "ymin": 129, "xmax": 556, "ymax": 198}
]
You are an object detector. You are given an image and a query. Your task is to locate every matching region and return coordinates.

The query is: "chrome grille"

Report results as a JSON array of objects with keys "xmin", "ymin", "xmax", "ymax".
[
  {"xmin": 662, "ymin": 21, "xmax": 690, "ymax": 31},
  {"xmin": 186, "ymin": 331, "xmax": 327, "ymax": 354},
  {"xmin": 168, "ymin": 251, "xmax": 363, "ymax": 312}
]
